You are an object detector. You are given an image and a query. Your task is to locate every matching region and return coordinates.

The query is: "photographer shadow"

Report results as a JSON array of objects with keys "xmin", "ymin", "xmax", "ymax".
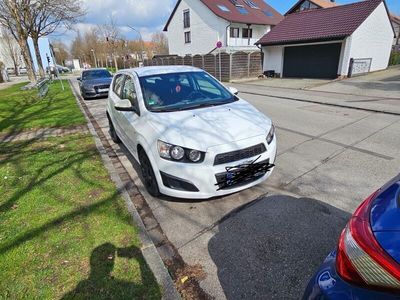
[{"xmin": 62, "ymin": 243, "xmax": 159, "ymax": 299}]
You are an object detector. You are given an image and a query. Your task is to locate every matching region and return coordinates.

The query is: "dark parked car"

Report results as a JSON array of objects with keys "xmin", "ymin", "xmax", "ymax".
[
  {"xmin": 78, "ymin": 68, "xmax": 113, "ymax": 100},
  {"xmin": 303, "ymin": 174, "xmax": 400, "ymax": 299}
]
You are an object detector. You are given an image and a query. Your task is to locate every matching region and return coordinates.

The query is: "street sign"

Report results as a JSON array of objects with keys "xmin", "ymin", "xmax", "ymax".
[{"xmin": 216, "ymin": 41, "xmax": 222, "ymax": 48}]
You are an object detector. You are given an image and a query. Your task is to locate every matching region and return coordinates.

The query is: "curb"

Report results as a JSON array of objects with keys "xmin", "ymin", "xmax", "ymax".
[
  {"xmin": 68, "ymin": 80, "xmax": 180, "ymax": 300},
  {"xmin": 238, "ymin": 90, "xmax": 400, "ymax": 116}
]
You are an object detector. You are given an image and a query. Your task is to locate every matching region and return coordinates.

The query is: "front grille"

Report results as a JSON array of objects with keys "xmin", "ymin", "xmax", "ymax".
[
  {"xmin": 95, "ymin": 84, "xmax": 110, "ymax": 92},
  {"xmin": 213, "ymin": 143, "xmax": 267, "ymax": 166}
]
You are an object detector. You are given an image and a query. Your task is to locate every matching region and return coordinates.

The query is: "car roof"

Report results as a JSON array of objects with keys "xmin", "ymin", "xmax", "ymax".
[
  {"xmin": 82, "ymin": 68, "xmax": 108, "ymax": 72},
  {"xmin": 120, "ymin": 66, "xmax": 203, "ymax": 78}
]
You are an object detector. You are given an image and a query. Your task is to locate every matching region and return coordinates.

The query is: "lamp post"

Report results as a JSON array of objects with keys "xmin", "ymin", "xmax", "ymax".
[
  {"xmin": 91, "ymin": 49, "xmax": 98, "ymax": 68},
  {"xmin": 127, "ymin": 25, "xmax": 145, "ymax": 64}
]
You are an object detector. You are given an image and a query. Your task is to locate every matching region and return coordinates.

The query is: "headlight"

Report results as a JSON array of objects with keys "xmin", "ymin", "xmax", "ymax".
[
  {"xmin": 266, "ymin": 124, "xmax": 275, "ymax": 144},
  {"xmin": 170, "ymin": 146, "xmax": 185, "ymax": 160},
  {"xmin": 157, "ymin": 140, "xmax": 204, "ymax": 163},
  {"xmin": 188, "ymin": 150, "xmax": 202, "ymax": 162}
]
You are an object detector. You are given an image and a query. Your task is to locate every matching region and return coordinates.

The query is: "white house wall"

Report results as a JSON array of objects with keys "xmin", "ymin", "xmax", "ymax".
[
  {"xmin": 262, "ymin": 45, "xmax": 283, "ymax": 75},
  {"xmin": 343, "ymin": 2, "xmax": 394, "ymax": 73},
  {"xmin": 166, "ymin": 0, "xmax": 228, "ymax": 56}
]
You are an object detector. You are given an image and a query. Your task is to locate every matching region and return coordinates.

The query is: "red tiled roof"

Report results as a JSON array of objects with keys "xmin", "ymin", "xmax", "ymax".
[
  {"xmin": 257, "ymin": 0, "xmax": 388, "ymax": 46},
  {"xmin": 391, "ymin": 13, "xmax": 400, "ymax": 25},
  {"xmin": 164, "ymin": 0, "xmax": 283, "ymax": 31},
  {"xmin": 286, "ymin": 0, "xmax": 337, "ymax": 15}
]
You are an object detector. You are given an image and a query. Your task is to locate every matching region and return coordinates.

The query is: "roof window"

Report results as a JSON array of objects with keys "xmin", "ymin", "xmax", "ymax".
[{"xmin": 217, "ymin": 4, "xmax": 231, "ymax": 12}]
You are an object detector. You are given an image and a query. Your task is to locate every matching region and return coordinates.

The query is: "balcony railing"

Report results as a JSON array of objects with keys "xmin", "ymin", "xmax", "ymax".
[{"xmin": 227, "ymin": 38, "xmax": 258, "ymax": 47}]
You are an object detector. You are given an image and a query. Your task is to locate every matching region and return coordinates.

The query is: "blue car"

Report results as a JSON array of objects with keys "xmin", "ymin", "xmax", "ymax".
[{"xmin": 303, "ymin": 174, "xmax": 400, "ymax": 299}]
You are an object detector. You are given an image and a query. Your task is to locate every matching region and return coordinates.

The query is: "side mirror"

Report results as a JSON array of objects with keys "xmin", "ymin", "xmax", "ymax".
[
  {"xmin": 115, "ymin": 99, "xmax": 135, "ymax": 112},
  {"xmin": 77, "ymin": 77, "xmax": 81, "ymax": 81},
  {"xmin": 228, "ymin": 86, "xmax": 239, "ymax": 95}
]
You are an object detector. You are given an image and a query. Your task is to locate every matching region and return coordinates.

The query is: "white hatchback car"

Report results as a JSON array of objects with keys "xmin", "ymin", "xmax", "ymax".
[{"xmin": 107, "ymin": 66, "xmax": 276, "ymax": 199}]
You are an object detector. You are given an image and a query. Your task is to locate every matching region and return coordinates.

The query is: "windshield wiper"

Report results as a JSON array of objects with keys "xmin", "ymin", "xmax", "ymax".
[{"xmin": 178, "ymin": 101, "xmax": 232, "ymax": 111}]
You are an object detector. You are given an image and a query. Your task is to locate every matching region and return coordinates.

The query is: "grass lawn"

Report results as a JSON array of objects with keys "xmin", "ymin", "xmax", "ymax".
[
  {"xmin": 0, "ymin": 134, "xmax": 161, "ymax": 299},
  {"xmin": 0, "ymin": 81, "xmax": 86, "ymax": 134},
  {"xmin": 0, "ymin": 81, "xmax": 161, "ymax": 299}
]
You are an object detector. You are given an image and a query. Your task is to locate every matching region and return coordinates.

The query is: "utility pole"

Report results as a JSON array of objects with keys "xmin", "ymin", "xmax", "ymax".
[{"xmin": 127, "ymin": 25, "xmax": 145, "ymax": 64}]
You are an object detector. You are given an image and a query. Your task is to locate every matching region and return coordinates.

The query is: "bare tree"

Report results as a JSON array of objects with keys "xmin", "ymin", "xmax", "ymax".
[
  {"xmin": 28, "ymin": 0, "xmax": 84, "ymax": 77},
  {"xmin": 0, "ymin": 0, "xmax": 36, "ymax": 82},
  {"xmin": 151, "ymin": 32, "xmax": 169, "ymax": 56},
  {"xmin": 52, "ymin": 41, "xmax": 70, "ymax": 65},
  {"xmin": 0, "ymin": 27, "xmax": 21, "ymax": 75},
  {"xmin": 97, "ymin": 18, "xmax": 124, "ymax": 71}
]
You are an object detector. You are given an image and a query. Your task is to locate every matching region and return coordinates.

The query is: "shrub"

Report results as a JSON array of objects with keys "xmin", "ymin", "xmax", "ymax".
[{"xmin": 389, "ymin": 51, "xmax": 400, "ymax": 66}]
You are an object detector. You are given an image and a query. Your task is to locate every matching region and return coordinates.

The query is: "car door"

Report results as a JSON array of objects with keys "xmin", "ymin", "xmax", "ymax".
[
  {"xmin": 117, "ymin": 74, "xmax": 141, "ymax": 155},
  {"xmin": 109, "ymin": 73, "xmax": 126, "ymax": 137}
]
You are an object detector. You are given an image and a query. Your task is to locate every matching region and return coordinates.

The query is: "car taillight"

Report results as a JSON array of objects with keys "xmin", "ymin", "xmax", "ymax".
[{"xmin": 336, "ymin": 190, "xmax": 400, "ymax": 292}]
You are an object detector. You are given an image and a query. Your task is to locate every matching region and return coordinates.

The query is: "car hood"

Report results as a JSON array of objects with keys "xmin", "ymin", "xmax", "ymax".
[
  {"xmin": 147, "ymin": 99, "xmax": 272, "ymax": 151},
  {"xmin": 82, "ymin": 78, "xmax": 112, "ymax": 86}
]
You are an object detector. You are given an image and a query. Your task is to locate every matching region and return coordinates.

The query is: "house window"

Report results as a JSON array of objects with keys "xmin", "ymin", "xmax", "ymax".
[
  {"xmin": 183, "ymin": 9, "xmax": 190, "ymax": 28},
  {"xmin": 242, "ymin": 28, "xmax": 253, "ymax": 38},
  {"xmin": 230, "ymin": 28, "xmax": 240, "ymax": 38},
  {"xmin": 236, "ymin": 6, "xmax": 249, "ymax": 15},
  {"xmin": 217, "ymin": 5, "xmax": 230, "ymax": 12},
  {"xmin": 184, "ymin": 31, "xmax": 191, "ymax": 43}
]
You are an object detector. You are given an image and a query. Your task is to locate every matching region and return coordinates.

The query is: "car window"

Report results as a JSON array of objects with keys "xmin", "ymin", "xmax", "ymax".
[
  {"xmin": 195, "ymin": 76, "xmax": 223, "ymax": 97},
  {"xmin": 113, "ymin": 74, "xmax": 125, "ymax": 97},
  {"xmin": 139, "ymin": 71, "xmax": 235, "ymax": 112},
  {"xmin": 121, "ymin": 76, "xmax": 140, "ymax": 114},
  {"xmin": 82, "ymin": 69, "xmax": 112, "ymax": 80}
]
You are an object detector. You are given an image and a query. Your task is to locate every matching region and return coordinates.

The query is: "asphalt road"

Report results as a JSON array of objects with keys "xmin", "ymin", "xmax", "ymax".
[{"xmin": 70, "ymin": 70, "xmax": 400, "ymax": 299}]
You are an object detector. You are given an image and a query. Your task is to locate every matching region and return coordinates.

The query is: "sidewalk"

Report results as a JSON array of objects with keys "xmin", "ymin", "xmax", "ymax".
[
  {"xmin": 230, "ymin": 81, "xmax": 400, "ymax": 115},
  {"xmin": 0, "ymin": 76, "xmax": 29, "ymax": 90}
]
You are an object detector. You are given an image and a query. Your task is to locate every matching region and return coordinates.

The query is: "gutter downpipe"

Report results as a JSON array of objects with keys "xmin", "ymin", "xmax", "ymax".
[
  {"xmin": 256, "ymin": 43, "xmax": 263, "ymax": 74},
  {"xmin": 225, "ymin": 22, "xmax": 231, "ymax": 53}
]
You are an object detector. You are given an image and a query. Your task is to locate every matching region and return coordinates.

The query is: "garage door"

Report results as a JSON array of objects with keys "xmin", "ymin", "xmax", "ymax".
[{"xmin": 283, "ymin": 43, "xmax": 342, "ymax": 79}]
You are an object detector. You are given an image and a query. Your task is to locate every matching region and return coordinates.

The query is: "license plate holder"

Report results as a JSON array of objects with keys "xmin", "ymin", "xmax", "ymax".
[{"xmin": 216, "ymin": 157, "xmax": 274, "ymax": 190}]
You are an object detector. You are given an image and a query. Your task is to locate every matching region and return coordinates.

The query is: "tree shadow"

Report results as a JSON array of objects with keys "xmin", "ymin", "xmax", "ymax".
[
  {"xmin": 208, "ymin": 195, "xmax": 351, "ymax": 300},
  {"xmin": 0, "ymin": 81, "xmax": 83, "ymax": 141},
  {"xmin": 61, "ymin": 243, "xmax": 161, "ymax": 300}
]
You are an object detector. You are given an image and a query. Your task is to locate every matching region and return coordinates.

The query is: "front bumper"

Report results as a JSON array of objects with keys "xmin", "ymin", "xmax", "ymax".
[
  {"xmin": 152, "ymin": 135, "xmax": 277, "ymax": 199},
  {"xmin": 303, "ymin": 251, "xmax": 399, "ymax": 300},
  {"xmin": 81, "ymin": 88, "xmax": 109, "ymax": 99}
]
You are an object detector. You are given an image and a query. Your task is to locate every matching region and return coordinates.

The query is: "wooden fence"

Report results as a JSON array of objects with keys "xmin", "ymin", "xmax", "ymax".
[{"xmin": 144, "ymin": 51, "xmax": 262, "ymax": 82}]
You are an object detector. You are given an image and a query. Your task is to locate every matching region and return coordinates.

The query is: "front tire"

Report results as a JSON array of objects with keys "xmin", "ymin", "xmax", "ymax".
[
  {"xmin": 139, "ymin": 149, "xmax": 160, "ymax": 197},
  {"xmin": 108, "ymin": 116, "xmax": 121, "ymax": 144}
]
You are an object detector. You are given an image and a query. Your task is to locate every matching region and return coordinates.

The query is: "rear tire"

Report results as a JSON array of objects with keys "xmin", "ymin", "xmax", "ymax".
[
  {"xmin": 139, "ymin": 149, "xmax": 160, "ymax": 197},
  {"xmin": 108, "ymin": 116, "xmax": 121, "ymax": 144}
]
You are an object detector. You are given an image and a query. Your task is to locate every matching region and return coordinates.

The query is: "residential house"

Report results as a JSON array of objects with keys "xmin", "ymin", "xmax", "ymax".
[
  {"xmin": 163, "ymin": 0, "xmax": 283, "ymax": 56},
  {"xmin": 391, "ymin": 14, "xmax": 400, "ymax": 45},
  {"xmin": 285, "ymin": 0, "xmax": 337, "ymax": 15},
  {"xmin": 257, "ymin": 0, "xmax": 395, "ymax": 79}
]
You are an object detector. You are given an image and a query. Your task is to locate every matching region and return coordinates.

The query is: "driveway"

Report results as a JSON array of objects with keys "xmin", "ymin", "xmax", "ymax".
[
  {"xmin": 70, "ymin": 78, "xmax": 400, "ymax": 299},
  {"xmin": 310, "ymin": 65, "xmax": 400, "ymax": 99}
]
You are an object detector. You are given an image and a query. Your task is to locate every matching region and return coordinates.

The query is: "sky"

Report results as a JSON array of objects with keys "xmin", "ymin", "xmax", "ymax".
[{"xmin": 50, "ymin": 0, "xmax": 400, "ymax": 46}]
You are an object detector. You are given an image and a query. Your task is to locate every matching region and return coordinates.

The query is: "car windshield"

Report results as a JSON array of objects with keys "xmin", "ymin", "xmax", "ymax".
[
  {"xmin": 82, "ymin": 70, "xmax": 112, "ymax": 80},
  {"xmin": 139, "ymin": 71, "xmax": 236, "ymax": 112}
]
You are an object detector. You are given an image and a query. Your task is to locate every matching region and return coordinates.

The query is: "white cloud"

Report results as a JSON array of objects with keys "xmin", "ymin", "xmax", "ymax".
[{"xmin": 50, "ymin": 0, "xmax": 176, "ymax": 45}]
